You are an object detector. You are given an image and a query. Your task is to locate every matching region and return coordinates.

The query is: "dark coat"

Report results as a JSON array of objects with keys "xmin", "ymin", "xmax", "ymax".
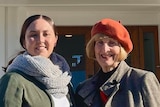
[{"xmin": 75, "ymin": 61, "xmax": 160, "ymax": 107}]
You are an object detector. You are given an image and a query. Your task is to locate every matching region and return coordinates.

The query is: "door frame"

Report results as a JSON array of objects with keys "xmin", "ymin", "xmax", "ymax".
[{"xmin": 139, "ymin": 26, "xmax": 160, "ymax": 80}]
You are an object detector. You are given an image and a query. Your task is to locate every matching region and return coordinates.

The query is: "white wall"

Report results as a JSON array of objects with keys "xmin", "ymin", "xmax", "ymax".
[
  {"xmin": 1, "ymin": 3, "xmax": 160, "ymax": 77},
  {"xmin": 0, "ymin": 7, "xmax": 5, "ymax": 77},
  {"xmin": 21, "ymin": 6, "xmax": 160, "ymax": 26}
]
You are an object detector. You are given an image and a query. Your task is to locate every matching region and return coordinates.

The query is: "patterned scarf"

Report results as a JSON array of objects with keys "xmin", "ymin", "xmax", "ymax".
[{"xmin": 7, "ymin": 52, "xmax": 71, "ymax": 98}]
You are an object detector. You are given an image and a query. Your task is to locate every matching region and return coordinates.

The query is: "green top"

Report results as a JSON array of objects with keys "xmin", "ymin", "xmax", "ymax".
[{"xmin": 0, "ymin": 70, "xmax": 54, "ymax": 107}]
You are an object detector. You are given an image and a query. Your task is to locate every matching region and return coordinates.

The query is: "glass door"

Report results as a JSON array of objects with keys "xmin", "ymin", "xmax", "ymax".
[
  {"xmin": 55, "ymin": 26, "xmax": 92, "ymax": 90},
  {"xmin": 55, "ymin": 34, "xmax": 86, "ymax": 90}
]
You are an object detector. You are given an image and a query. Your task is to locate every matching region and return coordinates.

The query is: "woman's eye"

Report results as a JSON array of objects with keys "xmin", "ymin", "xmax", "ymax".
[
  {"xmin": 108, "ymin": 41, "xmax": 118, "ymax": 46},
  {"xmin": 96, "ymin": 41, "xmax": 104, "ymax": 45},
  {"xmin": 30, "ymin": 34, "xmax": 37, "ymax": 37},
  {"xmin": 44, "ymin": 33, "xmax": 50, "ymax": 37}
]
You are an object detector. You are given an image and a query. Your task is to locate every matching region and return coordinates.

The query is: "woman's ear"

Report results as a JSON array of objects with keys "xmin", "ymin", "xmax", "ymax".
[
  {"xmin": 23, "ymin": 41, "xmax": 26, "ymax": 49},
  {"xmin": 54, "ymin": 35, "xmax": 58, "ymax": 46}
]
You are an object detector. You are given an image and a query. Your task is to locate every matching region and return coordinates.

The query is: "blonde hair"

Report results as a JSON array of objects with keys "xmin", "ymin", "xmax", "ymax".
[{"xmin": 86, "ymin": 34, "xmax": 128, "ymax": 61}]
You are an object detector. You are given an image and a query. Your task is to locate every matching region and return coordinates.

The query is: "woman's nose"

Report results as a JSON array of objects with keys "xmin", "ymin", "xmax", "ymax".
[
  {"xmin": 37, "ymin": 34, "xmax": 45, "ymax": 42},
  {"xmin": 102, "ymin": 43, "xmax": 110, "ymax": 52}
]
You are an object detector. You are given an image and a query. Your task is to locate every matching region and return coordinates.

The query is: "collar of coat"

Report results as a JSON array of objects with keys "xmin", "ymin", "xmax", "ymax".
[{"xmin": 77, "ymin": 61, "xmax": 131, "ymax": 105}]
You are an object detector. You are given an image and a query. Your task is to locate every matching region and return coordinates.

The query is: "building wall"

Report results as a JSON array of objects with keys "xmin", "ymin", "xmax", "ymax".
[
  {"xmin": 0, "ymin": 7, "xmax": 5, "ymax": 77},
  {"xmin": 1, "ymin": 2, "xmax": 160, "ymax": 77}
]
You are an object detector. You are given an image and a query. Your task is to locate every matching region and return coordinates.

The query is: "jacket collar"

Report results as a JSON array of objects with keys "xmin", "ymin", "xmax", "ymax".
[
  {"xmin": 101, "ymin": 61, "xmax": 130, "ymax": 87},
  {"xmin": 100, "ymin": 61, "xmax": 131, "ymax": 94},
  {"xmin": 78, "ymin": 61, "xmax": 131, "ymax": 105}
]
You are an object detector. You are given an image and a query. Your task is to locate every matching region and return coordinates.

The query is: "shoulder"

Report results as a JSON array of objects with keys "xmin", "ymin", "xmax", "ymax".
[
  {"xmin": 76, "ymin": 73, "xmax": 99, "ymax": 93},
  {"xmin": 0, "ymin": 70, "xmax": 44, "ymax": 87},
  {"xmin": 130, "ymin": 67, "xmax": 155, "ymax": 78},
  {"xmin": 0, "ymin": 70, "xmax": 33, "ymax": 87},
  {"xmin": 131, "ymin": 68, "xmax": 160, "ymax": 102},
  {"xmin": 0, "ymin": 70, "xmax": 47, "ymax": 91},
  {"xmin": 76, "ymin": 78, "xmax": 91, "ymax": 93},
  {"xmin": 127, "ymin": 67, "xmax": 159, "ymax": 86},
  {"xmin": 118, "ymin": 61, "xmax": 156, "ymax": 79},
  {"xmin": 1, "ymin": 70, "xmax": 25, "ymax": 82},
  {"xmin": 0, "ymin": 70, "xmax": 28, "ymax": 94}
]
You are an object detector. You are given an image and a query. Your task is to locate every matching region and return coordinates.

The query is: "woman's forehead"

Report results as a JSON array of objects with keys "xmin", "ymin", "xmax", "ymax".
[{"xmin": 95, "ymin": 34, "xmax": 118, "ymax": 42}]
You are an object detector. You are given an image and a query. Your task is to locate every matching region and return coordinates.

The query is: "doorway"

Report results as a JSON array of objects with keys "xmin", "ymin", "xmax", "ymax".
[
  {"xmin": 55, "ymin": 26, "xmax": 92, "ymax": 90},
  {"xmin": 126, "ymin": 26, "xmax": 160, "ymax": 81}
]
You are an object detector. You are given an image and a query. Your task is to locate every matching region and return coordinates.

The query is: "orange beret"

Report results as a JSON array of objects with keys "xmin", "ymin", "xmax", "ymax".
[{"xmin": 91, "ymin": 18, "xmax": 133, "ymax": 53}]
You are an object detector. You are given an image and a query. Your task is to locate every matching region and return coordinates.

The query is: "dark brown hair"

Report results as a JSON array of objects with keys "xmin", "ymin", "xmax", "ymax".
[
  {"xmin": 2, "ymin": 15, "xmax": 58, "ymax": 72},
  {"xmin": 20, "ymin": 14, "xmax": 58, "ymax": 49}
]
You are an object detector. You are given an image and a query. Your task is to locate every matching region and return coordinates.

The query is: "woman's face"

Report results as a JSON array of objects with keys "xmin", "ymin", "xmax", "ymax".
[
  {"xmin": 94, "ymin": 36, "xmax": 120, "ymax": 72},
  {"xmin": 23, "ymin": 18, "xmax": 58, "ymax": 58}
]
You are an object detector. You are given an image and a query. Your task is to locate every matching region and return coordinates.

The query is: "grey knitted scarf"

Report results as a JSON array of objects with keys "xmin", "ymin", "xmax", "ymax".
[{"xmin": 7, "ymin": 52, "xmax": 71, "ymax": 98}]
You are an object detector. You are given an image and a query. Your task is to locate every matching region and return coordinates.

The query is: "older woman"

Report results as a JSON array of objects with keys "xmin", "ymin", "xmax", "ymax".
[{"xmin": 75, "ymin": 18, "xmax": 160, "ymax": 107}]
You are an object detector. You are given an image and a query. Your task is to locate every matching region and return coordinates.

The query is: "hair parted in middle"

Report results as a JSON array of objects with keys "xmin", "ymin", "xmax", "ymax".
[{"xmin": 20, "ymin": 14, "xmax": 58, "ymax": 49}]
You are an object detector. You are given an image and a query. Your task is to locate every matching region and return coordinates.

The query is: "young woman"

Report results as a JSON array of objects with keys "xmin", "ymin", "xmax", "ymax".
[
  {"xmin": 0, "ymin": 15, "xmax": 75, "ymax": 107},
  {"xmin": 75, "ymin": 18, "xmax": 160, "ymax": 107}
]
